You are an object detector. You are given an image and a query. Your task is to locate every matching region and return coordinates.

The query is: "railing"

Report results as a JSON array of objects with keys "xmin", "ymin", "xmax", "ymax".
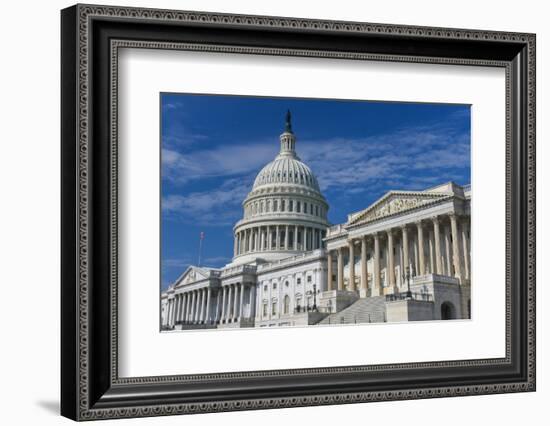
[
  {"xmin": 220, "ymin": 264, "xmax": 257, "ymax": 277},
  {"xmin": 327, "ymin": 224, "xmax": 345, "ymax": 237},
  {"xmin": 385, "ymin": 292, "xmax": 433, "ymax": 302},
  {"xmin": 257, "ymin": 249, "xmax": 325, "ymax": 271}
]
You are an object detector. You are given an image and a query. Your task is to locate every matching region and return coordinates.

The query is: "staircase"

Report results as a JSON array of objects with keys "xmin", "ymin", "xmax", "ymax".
[{"xmin": 318, "ymin": 296, "xmax": 386, "ymax": 325}]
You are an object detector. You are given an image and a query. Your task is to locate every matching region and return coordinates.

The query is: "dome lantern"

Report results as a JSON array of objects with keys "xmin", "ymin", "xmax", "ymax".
[{"xmin": 279, "ymin": 110, "xmax": 297, "ymax": 157}]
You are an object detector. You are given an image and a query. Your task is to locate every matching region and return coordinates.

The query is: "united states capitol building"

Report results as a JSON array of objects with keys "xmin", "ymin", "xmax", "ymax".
[{"xmin": 161, "ymin": 113, "xmax": 471, "ymax": 330}]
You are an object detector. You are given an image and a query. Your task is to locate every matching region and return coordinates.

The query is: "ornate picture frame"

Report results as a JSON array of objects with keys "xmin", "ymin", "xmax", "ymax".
[{"xmin": 61, "ymin": 4, "xmax": 536, "ymax": 420}]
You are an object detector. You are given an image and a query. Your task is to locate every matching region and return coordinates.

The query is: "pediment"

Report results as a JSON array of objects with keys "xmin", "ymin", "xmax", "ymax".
[
  {"xmin": 347, "ymin": 191, "xmax": 451, "ymax": 226},
  {"xmin": 175, "ymin": 266, "xmax": 210, "ymax": 286}
]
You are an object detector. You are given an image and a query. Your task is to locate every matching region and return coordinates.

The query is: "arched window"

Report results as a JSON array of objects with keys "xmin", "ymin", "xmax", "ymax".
[
  {"xmin": 283, "ymin": 295, "xmax": 290, "ymax": 314},
  {"xmin": 441, "ymin": 302, "xmax": 456, "ymax": 320}
]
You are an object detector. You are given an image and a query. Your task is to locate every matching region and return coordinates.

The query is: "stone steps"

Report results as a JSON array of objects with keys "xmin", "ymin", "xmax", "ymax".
[{"xmin": 318, "ymin": 296, "xmax": 387, "ymax": 325}]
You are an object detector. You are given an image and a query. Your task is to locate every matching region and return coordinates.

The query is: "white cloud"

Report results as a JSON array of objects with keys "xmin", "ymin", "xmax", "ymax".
[
  {"xmin": 162, "ymin": 142, "xmax": 277, "ymax": 185},
  {"xmin": 162, "ymin": 177, "xmax": 251, "ymax": 226},
  {"xmin": 161, "ymin": 117, "xmax": 470, "ymax": 225}
]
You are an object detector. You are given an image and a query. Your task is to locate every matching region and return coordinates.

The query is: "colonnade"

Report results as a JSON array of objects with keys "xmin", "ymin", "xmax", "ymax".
[
  {"xmin": 167, "ymin": 287, "xmax": 212, "ymax": 327},
  {"xmin": 234, "ymin": 225, "xmax": 326, "ymax": 256},
  {"xmin": 165, "ymin": 283, "xmax": 257, "ymax": 327},
  {"xmin": 326, "ymin": 213, "xmax": 470, "ymax": 295},
  {"xmin": 218, "ymin": 282, "xmax": 255, "ymax": 324}
]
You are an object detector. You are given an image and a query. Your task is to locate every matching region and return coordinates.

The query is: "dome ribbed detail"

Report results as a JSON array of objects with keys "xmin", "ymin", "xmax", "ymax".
[{"xmin": 252, "ymin": 155, "xmax": 321, "ymax": 192}]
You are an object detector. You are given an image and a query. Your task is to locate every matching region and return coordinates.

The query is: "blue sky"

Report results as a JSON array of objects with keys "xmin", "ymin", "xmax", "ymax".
[{"xmin": 161, "ymin": 93, "xmax": 471, "ymax": 289}]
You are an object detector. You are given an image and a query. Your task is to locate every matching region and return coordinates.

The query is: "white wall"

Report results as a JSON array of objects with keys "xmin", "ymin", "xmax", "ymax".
[{"xmin": 0, "ymin": 0, "xmax": 547, "ymax": 425}]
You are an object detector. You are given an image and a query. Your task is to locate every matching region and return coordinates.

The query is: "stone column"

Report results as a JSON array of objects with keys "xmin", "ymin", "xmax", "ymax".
[
  {"xmin": 461, "ymin": 218, "xmax": 470, "ymax": 280},
  {"xmin": 249, "ymin": 285, "xmax": 256, "ymax": 318},
  {"xmin": 248, "ymin": 229, "xmax": 253, "ymax": 252},
  {"xmin": 197, "ymin": 290, "xmax": 204, "ymax": 323},
  {"xmin": 180, "ymin": 295, "xmax": 185, "ymax": 322},
  {"xmin": 361, "ymin": 236, "xmax": 368, "ymax": 295},
  {"xmin": 167, "ymin": 300, "xmax": 172, "ymax": 326},
  {"xmin": 432, "ymin": 217, "xmax": 442, "ymax": 274},
  {"xmin": 348, "ymin": 239, "xmax": 356, "ymax": 291},
  {"xmin": 233, "ymin": 234, "xmax": 238, "ymax": 257},
  {"xmin": 416, "ymin": 221, "xmax": 425, "ymax": 275},
  {"xmin": 180, "ymin": 294, "xmax": 185, "ymax": 323},
  {"xmin": 401, "ymin": 225, "xmax": 409, "ymax": 277},
  {"xmin": 450, "ymin": 213, "xmax": 463, "ymax": 281},
  {"xmin": 205, "ymin": 288, "xmax": 211, "ymax": 324},
  {"xmin": 260, "ymin": 227, "xmax": 264, "ymax": 252},
  {"xmin": 387, "ymin": 230, "xmax": 396, "ymax": 290},
  {"xmin": 337, "ymin": 247, "xmax": 344, "ymax": 291},
  {"xmin": 293, "ymin": 225, "xmax": 298, "ymax": 250},
  {"xmin": 373, "ymin": 233, "xmax": 381, "ymax": 295},
  {"xmin": 267, "ymin": 226, "xmax": 272, "ymax": 250},
  {"xmin": 184, "ymin": 293, "xmax": 189, "ymax": 323},
  {"xmin": 239, "ymin": 283, "xmax": 245, "ymax": 318},
  {"xmin": 327, "ymin": 250, "xmax": 333, "ymax": 291},
  {"xmin": 428, "ymin": 228, "xmax": 435, "ymax": 274},
  {"xmin": 173, "ymin": 296, "xmax": 179, "ymax": 324},
  {"xmin": 189, "ymin": 291, "xmax": 195, "ymax": 323},
  {"xmin": 275, "ymin": 225, "xmax": 280, "ymax": 249},
  {"xmin": 221, "ymin": 286, "xmax": 227, "ymax": 323},
  {"xmin": 227, "ymin": 284, "xmax": 235, "ymax": 322},
  {"xmin": 285, "ymin": 225, "xmax": 289, "ymax": 250},
  {"xmin": 197, "ymin": 289, "xmax": 203, "ymax": 323},
  {"xmin": 444, "ymin": 224, "xmax": 452, "ymax": 276},
  {"xmin": 233, "ymin": 284, "xmax": 239, "ymax": 321}
]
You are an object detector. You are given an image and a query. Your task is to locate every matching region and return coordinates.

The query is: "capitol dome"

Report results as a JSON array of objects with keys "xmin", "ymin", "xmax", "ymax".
[
  {"xmin": 231, "ymin": 111, "xmax": 330, "ymax": 265},
  {"xmin": 252, "ymin": 145, "xmax": 321, "ymax": 192}
]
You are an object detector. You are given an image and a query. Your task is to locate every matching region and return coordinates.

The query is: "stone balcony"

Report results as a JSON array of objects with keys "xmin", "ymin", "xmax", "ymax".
[{"xmin": 220, "ymin": 264, "xmax": 257, "ymax": 278}]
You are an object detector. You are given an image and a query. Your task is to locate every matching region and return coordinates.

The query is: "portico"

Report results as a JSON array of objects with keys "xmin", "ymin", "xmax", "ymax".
[{"xmin": 323, "ymin": 182, "xmax": 471, "ymax": 316}]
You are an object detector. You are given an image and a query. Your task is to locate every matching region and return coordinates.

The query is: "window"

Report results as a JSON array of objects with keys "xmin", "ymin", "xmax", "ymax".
[
  {"xmin": 262, "ymin": 303, "xmax": 267, "ymax": 316},
  {"xmin": 297, "ymin": 278, "xmax": 301, "ymax": 285},
  {"xmin": 307, "ymin": 275, "xmax": 312, "ymax": 283},
  {"xmin": 296, "ymin": 202, "xmax": 301, "ymax": 213},
  {"xmin": 283, "ymin": 295, "xmax": 290, "ymax": 314},
  {"xmin": 272, "ymin": 302, "xmax": 277, "ymax": 315},
  {"xmin": 281, "ymin": 199, "xmax": 285, "ymax": 211},
  {"xmin": 263, "ymin": 285, "xmax": 268, "ymax": 292},
  {"xmin": 289, "ymin": 200, "xmax": 293, "ymax": 212},
  {"xmin": 273, "ymin": 200, "xmax": 278, "ymax": 212},
  {"xmin": 285, "ymin": 281, "xmax": 289, "ymax": 287},
  {"xmin": 310, "ymin": 204, "xmax": 313, "ymax": 214},
  {"xmin": 273, "ymin": 282, "xmax": 277, "ymax": 290},
  {"xmin": 315, "ymin": 205, "xmax": 319, "ymax": 216}
]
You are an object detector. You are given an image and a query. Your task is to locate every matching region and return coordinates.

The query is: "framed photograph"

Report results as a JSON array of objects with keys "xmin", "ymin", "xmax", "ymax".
[{"xmin": 61, "ymin": 4, "xmax": 536, "ymax": 421}]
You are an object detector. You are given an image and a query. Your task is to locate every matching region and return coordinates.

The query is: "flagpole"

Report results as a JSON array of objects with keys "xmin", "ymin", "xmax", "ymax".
[{"xmin": 198, "ymin": 232, "xmax": 204, "ymax": 266}]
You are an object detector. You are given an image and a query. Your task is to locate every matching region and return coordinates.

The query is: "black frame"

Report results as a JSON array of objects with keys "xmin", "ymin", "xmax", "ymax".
[{"xmin": 61, "ymin": 4, "xmax": 536, "ymax": 421}]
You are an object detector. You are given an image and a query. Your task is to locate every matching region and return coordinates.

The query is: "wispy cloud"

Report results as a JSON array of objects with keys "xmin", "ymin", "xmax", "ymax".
[
  {"xmin": 299, "ymin": 122, "xmax": 470, "ymax": 193},
  {"xmin": 161, "ymin": 115, "xmax": 470, "ymax": 226},
  {"xmin": 162, "ymin": 177, "xmax": 251, "ymax": 226},
  {"xmin": 162, "ymin": 142, "xmax": 277, "ymax": 185}
]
